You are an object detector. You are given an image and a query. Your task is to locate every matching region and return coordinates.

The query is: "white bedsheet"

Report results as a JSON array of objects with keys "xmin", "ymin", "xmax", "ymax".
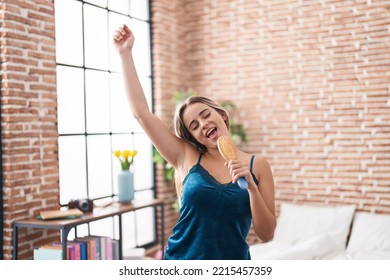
[{"xmin": 250, "ymin": 204, "xmax": 390, "ymax": 260}]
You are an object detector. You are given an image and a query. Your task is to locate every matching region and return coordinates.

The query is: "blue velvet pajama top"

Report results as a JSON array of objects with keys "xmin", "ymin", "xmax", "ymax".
[{"xmin": 164, "ymin": 154, "xmax": 258, "ymax": 260}]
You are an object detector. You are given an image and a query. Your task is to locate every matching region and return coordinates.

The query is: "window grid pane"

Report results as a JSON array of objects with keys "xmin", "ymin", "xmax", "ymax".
[
  {"xmin": 85, "ymin": 70, "xmax": 111, "ymax": 133},
  {"xmin": 55, "ymin": 0, "xmax": 154, "ymax": 251},
  {"xmin": 87, "ymin": 135, "xmax": 113, "ymax": 199},
  {"xmin": 84, "ymin": 4, "xmax": 109, "ymax": 70},
  {"xmin": 58, "ymin": 135, "xmax": 87, "ymax": 204},
  {"xmin": 56, "ymin": 66, "xmax": 85, "ymax": 134},
  {"xmin": 55, "ymin": 0, "xmax": 83, "ymax": 66}
]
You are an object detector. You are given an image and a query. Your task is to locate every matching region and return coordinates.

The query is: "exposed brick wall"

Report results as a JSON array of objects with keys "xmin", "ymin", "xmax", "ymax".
[
  {"xmin": 151, "ymin": 0, "xmax": 188, "ymax": 245},
  {"xmin": 1, "ymin": 0, "xmax": 59, "ymax": 259},
  {"xmin": 151, "ymin": 0, "xmax": 390, "ymax": 245}
]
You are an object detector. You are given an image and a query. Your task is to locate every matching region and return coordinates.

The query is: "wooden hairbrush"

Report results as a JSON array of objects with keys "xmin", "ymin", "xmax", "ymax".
[{"xmin": 217, "ymin": 135, "xmax": 248, "ymax": 190}]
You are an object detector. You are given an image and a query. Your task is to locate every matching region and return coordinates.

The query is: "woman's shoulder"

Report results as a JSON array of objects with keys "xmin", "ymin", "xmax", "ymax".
[
  {"xmin": 243, "ymin": 153, "xmax": 271, "ymax": 175},
  {"xmin": 239, "ymin": 151, "xmax": 269, "ymax": 167},
  {"xmin": 251, "ymin": 156, "xmax": 273, "ymax": 183},
  {"xmin": 253, "ymin": 155, "xmax": 270, "ymax": 167}
]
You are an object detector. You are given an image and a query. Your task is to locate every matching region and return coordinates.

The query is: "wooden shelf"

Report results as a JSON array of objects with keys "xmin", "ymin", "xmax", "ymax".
[{"xmin": 12, "ymin": 199, "xmax": 165, "ymax": 260}]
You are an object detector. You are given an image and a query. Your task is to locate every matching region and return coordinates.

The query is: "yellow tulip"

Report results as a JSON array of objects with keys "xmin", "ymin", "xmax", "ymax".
[
  {"xmin": 130, "ymin": 150, "xmax": 138, "ymax": 158},
  {"xmin": 113, "ymin": 149, "xmax": 138, "ymax": 171},
  {"xmin": 123, "ymin": 150, "xmax": 131, "ymax": 159}
]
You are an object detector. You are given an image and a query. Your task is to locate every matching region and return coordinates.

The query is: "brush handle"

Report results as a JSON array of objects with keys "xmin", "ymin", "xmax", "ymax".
[{"xmin": 237, "ymin": 177, "xmax": 248, "ymax": 190}]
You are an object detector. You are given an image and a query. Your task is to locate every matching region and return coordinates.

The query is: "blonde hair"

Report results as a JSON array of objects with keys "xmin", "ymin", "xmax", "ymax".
[{"xmin": 172, "ymin": 96, "xmax": 230, "ymax": 199}]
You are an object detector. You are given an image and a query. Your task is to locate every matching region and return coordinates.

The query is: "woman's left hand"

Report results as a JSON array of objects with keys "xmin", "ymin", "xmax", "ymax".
[{"xmin": 225, "ymin": 159, "xmax": 257, "ymax": 191}]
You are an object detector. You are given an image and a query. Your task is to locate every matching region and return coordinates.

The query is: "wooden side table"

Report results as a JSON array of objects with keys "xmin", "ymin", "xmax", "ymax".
[{"xmin": 12, "ymin": 199, "xmax": 165, "ymax": 260}]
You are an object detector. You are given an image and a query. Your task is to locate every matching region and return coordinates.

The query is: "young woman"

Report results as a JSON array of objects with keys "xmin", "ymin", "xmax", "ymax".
[{"xmin": 113, "ymin": 24, "xmax": 276, "ymax": 260}]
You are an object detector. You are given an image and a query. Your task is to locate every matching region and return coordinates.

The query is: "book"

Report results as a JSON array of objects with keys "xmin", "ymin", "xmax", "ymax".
[
  {"xmin": 66, "ymin": 241, "xmax": 81, "ymax": 260},
  {"xmin": 111, "ymin": 239, "xmax": 120, "ymax": 260},
  {"xmin": 33, "ymin": 247, "xmax": 63, "ymax": 260},
  {"xmin": 88, "ymin": 236, "xmax": 101, "ymax": 260},
  {"xmin": 74, "ymin": 236, "xmax": 97, "ymax": 260},
  {"xmin": 105, "ymin": 237, "xmax": 113, "ymax": 260},
  {"xmin": 99, "ymin": 236, "xmax": 107, "ymax": 260},
  {"xmin": 69, "ymin": 240, "xmax": 87, "ymax": 260},
  {"xmin": 38, "ymin": 208, "xmax": 83, "ymax": 220}
]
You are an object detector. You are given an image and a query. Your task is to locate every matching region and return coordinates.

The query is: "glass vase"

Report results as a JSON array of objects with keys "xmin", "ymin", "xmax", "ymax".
[{"xmin": 118, "ymin": 170, "xmax": 134, "ymax": 203}]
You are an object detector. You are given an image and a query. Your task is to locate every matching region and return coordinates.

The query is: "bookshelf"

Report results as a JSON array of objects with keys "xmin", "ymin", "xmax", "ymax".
[{"xmin": 12, "ymin": 199, "xmax": 165, "ymax": 260}]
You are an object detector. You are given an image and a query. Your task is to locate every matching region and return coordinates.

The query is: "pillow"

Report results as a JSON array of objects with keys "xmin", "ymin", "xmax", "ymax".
[
  {"xmin": 274, "ymin": 203, "xmax": 356, "ymax": 247},
  {"xmin": 250, "ymin": 233, "xmax": 345, "ymax": 260},
  {"xmin": 347, "ymin": 212, "xmax": 390, "ymax": 253},
  {"xmin": 273, "ymin": 233, "xmax": 345, "ymax": 260}
]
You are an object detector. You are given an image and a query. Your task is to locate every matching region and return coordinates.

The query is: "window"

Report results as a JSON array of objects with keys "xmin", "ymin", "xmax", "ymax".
[{"xmin": 54, "ymin": 0, "xmax": 155, "ymax": 249}]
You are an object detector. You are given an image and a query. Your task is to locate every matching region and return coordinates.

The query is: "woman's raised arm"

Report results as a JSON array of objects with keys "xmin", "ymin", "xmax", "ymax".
[{"xmin": 113, "ymin": 24, "xmax": 186, "ymax": 168}]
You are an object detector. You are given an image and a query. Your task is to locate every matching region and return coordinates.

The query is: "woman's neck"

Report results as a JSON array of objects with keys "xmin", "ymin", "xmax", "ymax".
[{"xmin": 203, "ymin": 147, "xmax": 225, "ymax": 161}]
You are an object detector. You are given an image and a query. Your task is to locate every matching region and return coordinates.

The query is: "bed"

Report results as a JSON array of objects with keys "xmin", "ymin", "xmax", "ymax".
[{"xmin": 249, "ymin": 202, "xmax": 390, "ymax": 260}]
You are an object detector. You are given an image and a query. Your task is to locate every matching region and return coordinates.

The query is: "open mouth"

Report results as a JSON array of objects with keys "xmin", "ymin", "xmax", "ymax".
[{"xmin": 206, "ymin": 127, "xmax": 217, "ymax": 139}]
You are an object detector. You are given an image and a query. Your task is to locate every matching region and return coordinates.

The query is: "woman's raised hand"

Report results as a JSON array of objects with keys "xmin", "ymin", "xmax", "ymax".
[{"xmin": 113, "ymin": 24, "xmax": 134, "ymax": 54}]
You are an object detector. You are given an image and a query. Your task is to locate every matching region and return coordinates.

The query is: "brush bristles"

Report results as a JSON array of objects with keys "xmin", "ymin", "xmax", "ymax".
[{"xmin": 217, "ymin": 136, "xmax": 237, "ymax": 160}]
